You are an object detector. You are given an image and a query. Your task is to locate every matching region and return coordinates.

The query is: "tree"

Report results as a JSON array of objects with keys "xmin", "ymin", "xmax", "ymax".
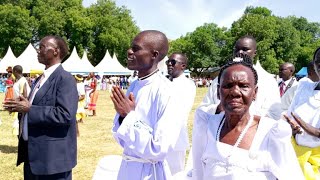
[
  {"xmin": 86, "ymin": 0, "xmax": 139, "ymax": 66},
  {"xmin": 0, "ymin": 4, "xmax": 37, "ymax": 57},
  {"xmin": 170, "ymin": 23, "xmax": 229, "ymax": 76},
  {"xmin": 0, "ymin": 0, "xmax": 139, "ymax": 67},
  {"xmin": 230, "ymin": 7, "xmax": 303, "ymax": 73}
]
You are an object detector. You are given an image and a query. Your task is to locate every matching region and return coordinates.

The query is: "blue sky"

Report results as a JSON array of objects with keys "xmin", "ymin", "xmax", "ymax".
[{"xmin": 82, "ymin": 0, "xmax": 320, "ymax": 40}]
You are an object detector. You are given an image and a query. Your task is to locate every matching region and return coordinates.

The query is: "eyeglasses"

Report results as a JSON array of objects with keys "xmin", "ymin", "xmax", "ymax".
[{"xmin": 165, "ymin": 59, "xmax": 184, "ymax": 66}]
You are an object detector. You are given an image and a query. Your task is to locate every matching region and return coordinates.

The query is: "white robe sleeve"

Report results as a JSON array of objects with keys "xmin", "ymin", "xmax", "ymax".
[
  {"xmin": 112, "ymin": 95, "xmax": 184, "ymax": 162},
  {"xmin": 267, "ymin": 119, "xmax": 304, "ymax": 180},
  {"xmin": 192, "ymin": 108, "xmax": 210, "ymax": 180},
  {"xmin": 198, "ymin": 78, "xmax": 220, "ymax": 114},
  {"xmin": 258, "ymin": 75, "xmax": 282, "ymax": 120}
]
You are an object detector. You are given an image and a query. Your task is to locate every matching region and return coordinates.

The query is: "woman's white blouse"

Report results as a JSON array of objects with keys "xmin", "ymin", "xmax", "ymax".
[{"xmin": 192, "ymin": 110, "xmax": 304, "ymax": 180}]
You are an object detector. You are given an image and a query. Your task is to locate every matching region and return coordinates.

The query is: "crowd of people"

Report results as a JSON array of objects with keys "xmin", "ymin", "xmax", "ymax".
[{"xmin": 0, "ymin": 30, "xmax": 319, "ymax": 180}]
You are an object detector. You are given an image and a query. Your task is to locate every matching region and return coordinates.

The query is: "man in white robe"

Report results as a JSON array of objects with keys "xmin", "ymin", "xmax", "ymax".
[
  {"xmin": 198, "ymin": 35, "xmax": 281, "ymax": 119},
  {"xmin": 165, "ymin": 53, "xmax": 196, "ymax": 175},
  {"xmin": 111, "ymin": 30, "xmax": 183, "ymax": 180}
]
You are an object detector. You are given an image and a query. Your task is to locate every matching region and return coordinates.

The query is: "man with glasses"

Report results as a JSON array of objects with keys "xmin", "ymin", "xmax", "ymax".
[
  {"xmin": 4, "ymin": 35, "xmax": 78, "ymax": 180},
  {"xmin": 165, "ymin": 53, "xmax": 196, "ymax": 175}
]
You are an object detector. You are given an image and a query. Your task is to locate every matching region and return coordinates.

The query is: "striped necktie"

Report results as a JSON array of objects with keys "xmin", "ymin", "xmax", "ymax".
[
  {"xmin": 279, "ymin": 81, "xmax": 285, "ymax": 97},
  {"xmin": 19, "ymin": 74, "xmax": 44, "ymax": 139}
]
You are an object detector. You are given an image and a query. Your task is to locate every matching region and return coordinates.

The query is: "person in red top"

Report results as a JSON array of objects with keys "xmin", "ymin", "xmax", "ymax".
[
  {"xmin": 88, "ymin": 72, "xmax": 99, "ymax": 116},
  {"xmin": 4, "ymin": 67, "xmax": 14, "ymax": 101}
]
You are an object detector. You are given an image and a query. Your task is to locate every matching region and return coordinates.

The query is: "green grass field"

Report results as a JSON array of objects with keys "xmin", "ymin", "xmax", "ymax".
[{"xmin": 0, "ymin": 88, "xmax": 208, "ymax": 179}]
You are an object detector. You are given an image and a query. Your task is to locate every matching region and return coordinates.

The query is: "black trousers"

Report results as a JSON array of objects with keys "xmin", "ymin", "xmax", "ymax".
[
  {"xmin": 24, "ymin": 163, "xmax": 72, "ymax": 180},
  {"xmin": 20, "ymin": 140, "xmax": 72, "ymax": 180}
]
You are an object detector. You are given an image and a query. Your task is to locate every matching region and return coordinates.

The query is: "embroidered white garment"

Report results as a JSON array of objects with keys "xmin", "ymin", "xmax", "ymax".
[{"xmin": 192, "ymin": 110, "xmax": 304, "ymax": 180}]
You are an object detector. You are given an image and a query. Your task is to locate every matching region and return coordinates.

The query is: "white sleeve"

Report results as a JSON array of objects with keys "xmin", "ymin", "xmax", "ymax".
[
  {"xmin": 192, "ymin": 108, "xmax": 209, "ymax": 180},
  {"xmin": 112, "ymin": 95, "xmax": 184, "ymax": 162},
  {"xmin": 198, "ymin": 77, "xmax": 220, "ymax": 114},
  {"xmin": 258, "ymin": 76, "xmax": 282, "ymax": 120},
  {"xmin": 267, "ymin": 120, "xmax": 304, "ymax": 180},
  {"xmin": 280, "ymin": 85, "xmax": 298, "ymax": 112}
]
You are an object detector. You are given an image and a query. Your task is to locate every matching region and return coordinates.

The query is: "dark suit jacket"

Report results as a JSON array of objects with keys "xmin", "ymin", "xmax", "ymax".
[{"xmin": 17, "ymin": 65, "xmax": 78, "ymax": 175}]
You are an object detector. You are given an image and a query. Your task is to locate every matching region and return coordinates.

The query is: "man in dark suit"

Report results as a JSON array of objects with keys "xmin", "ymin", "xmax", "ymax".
[{"xmin": 3, "ymin": 35, "xmax": 78, "ymax": 180}]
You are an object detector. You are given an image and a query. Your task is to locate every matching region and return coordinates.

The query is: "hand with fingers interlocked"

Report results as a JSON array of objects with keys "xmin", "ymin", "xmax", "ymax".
[
  {"xmin": 2, "ymin": 95, "xmax": 31, "ymax": 113},
  {"xmin": 110, "ymin": 86, "xmax": 135, "ymax": 118},
  {"xmin": 284, "ymin": 112, "xmax": 320, "ymax": 138}
]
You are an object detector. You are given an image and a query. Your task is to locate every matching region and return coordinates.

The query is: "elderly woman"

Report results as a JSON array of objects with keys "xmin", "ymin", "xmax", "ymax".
[
  {"xmin": 192, "ymin": 55, "xmax": 304, "ymax": 180},
  {"xmin": 284, "ymin": 48, "xmax": 320, "ymax": 180}
]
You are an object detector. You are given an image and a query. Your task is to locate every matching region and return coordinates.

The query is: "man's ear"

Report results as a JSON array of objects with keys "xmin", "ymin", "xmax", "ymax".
[
  {"xmin": 151, "ymin": 50, "xmax": 159, "ymax": 60},
  {"xmin": 217, "ymin": 84, "xmax": 221, "ymax": 100},
  {"xmin": 254, "ymin": 85, "xmax": 258, "ymax": 100},
  {"xmin": 53, "ymin": 48, "xmax": 59, "ymax": 56}
]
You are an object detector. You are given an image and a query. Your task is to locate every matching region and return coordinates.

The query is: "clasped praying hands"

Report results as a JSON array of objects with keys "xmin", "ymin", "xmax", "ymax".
[
  {"xmin": 2, "ymin": 95, "xmax": 31, "ymax": 113},
  {"xmin": 110, "ymin": 86, "xmax": 135, "ymax": 117},
  {"xmin": 284, "ymin": 112, "xmax": 320, "ymax": 137}
]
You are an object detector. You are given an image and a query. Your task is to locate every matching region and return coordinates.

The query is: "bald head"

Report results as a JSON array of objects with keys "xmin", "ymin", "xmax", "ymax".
[
  {"xmin": 170, "ymin": 52, "xmax": 188, "ymax": 64},
  {"xmin": 279, "ymin": 62, "xmax": 295, "ymax": 81},
  {"xmin": 283, "ymin": 62, "xmax": 295, "ymax": 72},
  {"xmin": 136, "ymin": 30, "xmax": 169, "ymax": 61},
  {"xmin": 44, "ymin": 35, "xmax": 69, "ymax": 60}
]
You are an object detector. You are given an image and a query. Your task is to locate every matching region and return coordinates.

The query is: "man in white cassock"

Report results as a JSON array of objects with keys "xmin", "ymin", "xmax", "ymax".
[
  {"xmin": 165, "ymin": 53, "xmax": 196, "ymax": 175},
  {"xmin": 111, "ymin": 30, "xmax": 183, "ymax": 180},
  {"xmin": 198, "ymin": 35, "xmax": 281, "ymax": 119}
]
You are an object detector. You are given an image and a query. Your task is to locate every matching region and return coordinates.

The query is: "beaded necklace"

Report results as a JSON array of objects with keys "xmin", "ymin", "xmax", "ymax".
[{"xmin": 216, "ymin": 114, "xmax": 254, "ymax": 173}]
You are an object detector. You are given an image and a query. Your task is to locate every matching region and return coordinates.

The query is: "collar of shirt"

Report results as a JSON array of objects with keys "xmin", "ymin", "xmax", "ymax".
[
  {"xmin": 39, "ymin": 63, "xmax": 61, "ymax": 88},
  {"xmin": 282, "ymin": 77, "xmax": 294, "ymax": 86},
  {"xmin": 172, "ymin": 74, "xmax": 185, "ymax": 82}
]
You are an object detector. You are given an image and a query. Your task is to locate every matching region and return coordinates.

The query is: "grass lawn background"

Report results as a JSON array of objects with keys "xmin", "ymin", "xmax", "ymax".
[{"xmin": 0, "ymin": 88, "xmax": 208, "ymax": 179}]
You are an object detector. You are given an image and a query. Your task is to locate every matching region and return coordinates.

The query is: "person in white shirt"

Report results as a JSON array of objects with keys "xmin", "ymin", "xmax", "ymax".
[
  {"xmin": 278, "ymin": 62, "xmax": 299, "ymax": 97},
  {"xmin": 284, "ymin": 49, "xmax": 320, "ymax": 179},
  {"xmin": 193, "ymin": 55, "xmax": 303, "ymax": 180},
  {"xmin": 281, "ymin": 61, "xmax": 319, "ymax": 112},
  {"xmin": 165, "ymin": 53, "xmax": 196, "ymax": 175},
  {"xmin": 128, "ymin": 70, "xmax": 138, "ymax": 86},
  {"xmin": 110, "ymin": 30, "xmax": 183, "ymax": 180},
  {"xmin": 12, "ymin": 65, "xmax": 31, "ymax": 135}
]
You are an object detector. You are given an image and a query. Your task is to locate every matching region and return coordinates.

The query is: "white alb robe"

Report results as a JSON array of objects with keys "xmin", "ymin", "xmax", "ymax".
[
  {"xmin": 287, "ymin": 80, "xmax": 320, "ymax": 148},
  {"xmin": 112, "ymin": 72, "xmax": 183, "ymax": 180},
  {"xmin": 165, "ymin": 74, "xmax": 196, "ymax": 175},
  {"xmin": 192, "ymin": 109, "xmax": 304, "ymax": 180}
]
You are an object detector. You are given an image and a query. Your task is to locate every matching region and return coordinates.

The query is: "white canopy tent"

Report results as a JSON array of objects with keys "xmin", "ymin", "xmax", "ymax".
[
  {"xmin": 62, "ymin": 48, "xmax": 95, "ymax": 74},
  {"xmin": 17, "ymin": 43, "xmax": 45, "ymax": 74},
  {"xmin": 94, "ymin": 50, "xmax": 131, "ymax": 75},
  {"xmin": 79, "ymin": 51, "xmax": 95, "ymax": 73},
  {"xmin": 0, "ymin": 46, "xmax": 17, "ymax": 73},
  {"xmin": 62, "ymin": 47, "xmax": 81, "ymax": 72},
  {"xmin": 254, "ymin": 60, "xmax": 275, "ymax": 78}
]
